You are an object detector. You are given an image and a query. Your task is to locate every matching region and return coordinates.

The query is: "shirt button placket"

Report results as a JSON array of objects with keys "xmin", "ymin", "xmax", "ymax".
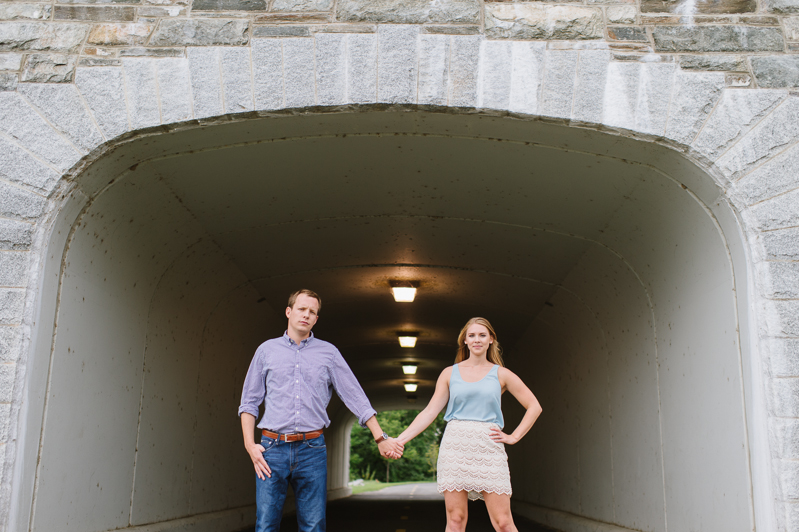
[{"xmin": 295, "ymin": 348, "xmax": 300, "ymax": 433}]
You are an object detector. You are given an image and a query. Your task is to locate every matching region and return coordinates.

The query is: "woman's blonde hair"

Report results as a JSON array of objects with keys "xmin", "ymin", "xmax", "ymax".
[{"xmin": 455, "ymin": 317, "xmax": 504, "ymax": 367}]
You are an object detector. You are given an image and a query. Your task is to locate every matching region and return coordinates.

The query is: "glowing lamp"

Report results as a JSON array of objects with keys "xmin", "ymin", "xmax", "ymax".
[
  {"xmin": 398, "ymin": 336, "xmax": 417, "ymax": 348},
  {"xmin": 404, "ymin": 382, "xmax": 418, "ymax": 392},
  {"xmin": 402, "ymin": 364, "xmax": 418, "ymax": 375},
  {"xmin": 391, "ymin": 286, "xmax": 417, "ymax": 302}
]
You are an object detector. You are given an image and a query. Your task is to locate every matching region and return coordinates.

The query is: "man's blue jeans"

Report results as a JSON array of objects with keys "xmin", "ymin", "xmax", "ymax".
[{"xmin": 255, "ymin": 433, "xmax": 327, "ymax": 532}]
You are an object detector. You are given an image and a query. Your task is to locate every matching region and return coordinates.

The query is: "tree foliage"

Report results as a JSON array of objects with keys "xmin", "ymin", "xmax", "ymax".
[{"xmin": 350, "ymin": 410, "xmax": 447, "ymax": 483}]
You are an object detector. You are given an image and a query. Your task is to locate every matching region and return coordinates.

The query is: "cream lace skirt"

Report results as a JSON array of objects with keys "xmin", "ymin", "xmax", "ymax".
[{"xmin": 436, "ymin": 419, "xmax": 512, "ymax": 501}]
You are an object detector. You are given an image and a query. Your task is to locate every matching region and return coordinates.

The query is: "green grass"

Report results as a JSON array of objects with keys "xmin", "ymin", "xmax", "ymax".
[{"xmin": 349, "ymin": 480, "xmax": 431, "ymax": 495}]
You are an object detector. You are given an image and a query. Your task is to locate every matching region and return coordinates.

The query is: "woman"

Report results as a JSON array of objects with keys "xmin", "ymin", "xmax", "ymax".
[{"xmin": 397, "ymin": 317, "xmax": 542, "ymax": 532}]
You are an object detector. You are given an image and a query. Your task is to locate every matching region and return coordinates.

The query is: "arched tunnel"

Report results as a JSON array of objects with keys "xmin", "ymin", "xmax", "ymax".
[{"xmin": 15, "ymin": 109, "xmax": 756, "ymax": 532}]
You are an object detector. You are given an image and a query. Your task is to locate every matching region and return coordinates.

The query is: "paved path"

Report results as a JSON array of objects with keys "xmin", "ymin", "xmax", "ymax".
[{"xmin": 265, "ymin": 483, "xmax": 555, "ymax": 532}]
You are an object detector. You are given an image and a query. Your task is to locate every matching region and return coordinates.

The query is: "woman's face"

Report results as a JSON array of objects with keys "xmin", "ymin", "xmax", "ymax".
[{"xmin": 465, "ymin": 323, "xmax": 493, "ymax": 357}]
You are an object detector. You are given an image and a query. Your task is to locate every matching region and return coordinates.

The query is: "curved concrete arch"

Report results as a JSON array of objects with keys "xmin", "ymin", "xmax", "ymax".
[{"xmin": 0, "ymin": 25, "xmax": 795, "ymax": 532}]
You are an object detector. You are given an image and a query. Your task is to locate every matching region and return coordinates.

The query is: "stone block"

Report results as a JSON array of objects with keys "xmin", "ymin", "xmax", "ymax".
[
  {"xmin": 0, "ymin": 363, "xmax": 15, "ymax": 402},
  {"xmin": 0, "ymin": 402, "xmax": 9, "ymax": 442},
  {"xmin": 485, "ymin": 4, "xmax": 604, "ymax": 40},
  {"xmin": 0, "ymin": 288, "xmax": 25, "ymax": 324},
  {"xmin": 283, "ymin": 38, "xmax": 315, "ymax": 107},
  {"xmin": 740, "ymin": 15, "xmax": 781, "ymax": 24},
  {"xmin": 786, "ymin": 17, "xmax": 799, "ymax": 41},
  {"xmin": 736, "ymin": 141, "xmax": 799, "ymax": 205},
  {"xmin": 0, "ymin": 183, "xmax": 46, "ymax": 221},
  {"xmin": 663, "ymin": 70, "xmax": 725, "ymax": 145},
  {"xmin": 572, "ymin": 49, "xmax": 610, "ymax": 123},
  {"xmin": 0, "ymin": 4, "xmax": 52, "ymax": 21},
  {"xmin": 679, "ymin": 54, "xmax": 746, "ymax": 71},
  {"xmin": 693, "ymin": 90, "xmax": 785, "ymax": 161},
  {"xmin": 751, "ymin": 56, "xmax": 799, "ymax": 88},
  {"xmin": 75, "ymin": 65, "xmax": 129, "ymax": 139},
  {"xmin": 770, "ymin": 418, "xmax": 799, "ymax": 462},
  {"xmin": 150, "ymin": 19, "xmax": 249, "ymax": 46},
  {"xmin": 0, "ymin": 73, "xmax": 17, "ymax": 91},
  {"xmin": 0, "ymin": 92, "xmax": 80, "ymax": 171},
  {"xmin": 0, "ymin": 23, "xmax": 88, "ymax": 53},
  {"xmin": 607, "ymin": 26, "xmax": 648, "ymax": 41},
  {"xmin": 377, "ymin": 25, "xmax": 419, "ymax": 104},
  {"xmin": 221, "ymin": 47, "xmax": 253, "ymax": 113},
  {"xmin": 272, "ymin": 0, "xmax": 333, "ymax": 11},
  {"xmin": 0, "ymin": 54, "xmax": 23, "ymax": 71},
  {"xmin": 80, "ymin": 57, "xmax": 121, "ymax": 67},
  {"xmin": 137, "ymin": 6, "xmax": 186, "ymax": 17},
  {"xmin": 156, "ymin": 57, "xmax": 192, "ymax": 123},
  {"xmin": 479, "ymin": 40, "xmax": 512, "ymax": 110},
  {"xmin": 337, "ymin": 0, "xmax": 479, "ymax": 25},
  {"xmin": 122, "ymin": 58, "xmax": 160, "ymax": 129},
  {"xmin": 54, "ymin": 6, "xmax": 134, "ymax": 21},
  {"xmin": 750, "ymin": 188, "xmax": 799, "ymax": 231},
  {"xmin": 775, "ymin": 457, "xmax": 799, "ymax": 499},
  {"xmin": 313, "ymin": 23, "xmax": 374, "ymax": 33},
  {"xmin": 0, "ymin": 325, "xmax": 21, "ymax": 362},
  {"xmin": 193, "ymin": 0, "xmax": 266, "ymax": 11},
  {"xmin": 717, "ymin": 97, "xmax": 799, "ymax": 179},
  {"xmin": 20, "ymin": 83, "xmax": 105, "ymax": 152},
  {"xmin": 635, "ymin": 62, "xmax": 676, "ymax": 135},
  {"xmin": 421, "ymin": 25, "xmax": 480, "ymax": 35},
  {"xmin": 509, "ymin": 41, "xmax": 545, "ymax": 115},
  {"xmin": 255, "ymin": 13, "xmax": 330, "ymax": 23},
  {"xmin": 418, "ymin": 34, "xmax": 449, "ymax": 106},
  {"xmin": 759, "ymin": 261, "xmax": 799, "ymax": 299},
  {"xmin": 653, "ymin": 26, "xmax": 783, "ymax": 52},
  {"xmin": 0, "ymin": 252, "xmax": 28, "ymax": 287},
  {"xmin": 0, "ymin": 219, "xmax": 32, "ymax": 251},
  {"xmin": 540, "ymin": 50, "xmax": 578, "ymax": 119},
  {"xmin": 315, "ymin": 33, "xmax": 347, "ymax": 106},
  {"xmin": 120, "ymin": 47, "xmax": 183, "ymax": 57},
  {"xmin": 346, "ymin": 33, "xmax": 377, "ymax": 104},
  {"xmin": 253, "ymin": 26, "xmax": 310, "ymax": 38},
  {"xmin": 251, "ymin": 39, "xmax": 284, "ymax": 110},
  {"xmin": 20, "ymin": 53, "xmax": 77, "ymax": 83},
  {"xmin": 602, "ymin": 60, "xmax": 640, "ymax": 129},
  {"xmin": 606, "ymin": 5, "xmax": 636, "ymax": 24},
  {"xmin": 88, "ymin": 23, "xmax": 153, "ymax": 46},
  {"xmin": 765, "ymin": 299, "xmax": 799, "ymax": 336},
  {"xmin": 448, "ymin": 35, "xmax": 480, "ymax": 107},
  {"xmin": 641, "ymin": 0, "xmax": 756, "ymax": 13},
  {"xmin": 0, "ymin": 124, "xmax": 66, "ymax": 192},
  {"xmin": 766, "ymin": 0, "xmax": 799, "ymax": 13},
  {"xmin": 778, "ymin": 502, "xmax": 799, "ymax": 532},
  {"xmin": 728, "ymin": 75, "xmax": 753, "ymax": 89},
  {"xmin": 768, "ymin": 338, "xmax": 799, "ymax": 378}
]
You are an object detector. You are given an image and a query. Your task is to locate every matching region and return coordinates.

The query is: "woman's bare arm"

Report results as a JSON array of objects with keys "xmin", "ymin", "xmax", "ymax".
[
  {"xmin": 396, "ymin": 367, "xmax": 452, "ymax": 445},
  {"xmin": 489, "ymin": 367, "xmax": 542, "ymax": 445}
]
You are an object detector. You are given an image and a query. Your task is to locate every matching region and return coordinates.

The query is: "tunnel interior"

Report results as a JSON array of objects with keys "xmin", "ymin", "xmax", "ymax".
[{"xmin": 21, "ymin": 110, "xmax": 754, "ymax": 532}]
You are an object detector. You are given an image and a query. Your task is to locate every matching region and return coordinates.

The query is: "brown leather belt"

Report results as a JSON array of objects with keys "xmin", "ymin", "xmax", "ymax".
[{"xmin": 262, "ymin": 429, "xmax": 323, "ymax": 442}]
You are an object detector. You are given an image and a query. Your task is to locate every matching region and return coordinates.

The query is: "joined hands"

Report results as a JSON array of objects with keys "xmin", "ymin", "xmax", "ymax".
[{"xmin": 378, "ymin": 437, "xmax": 404, "ymax": 459}]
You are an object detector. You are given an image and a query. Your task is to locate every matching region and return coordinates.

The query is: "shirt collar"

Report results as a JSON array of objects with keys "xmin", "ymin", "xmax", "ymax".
[{"xmin": 283, "ymin": 331, "xmax": 314, "ymax": 347}]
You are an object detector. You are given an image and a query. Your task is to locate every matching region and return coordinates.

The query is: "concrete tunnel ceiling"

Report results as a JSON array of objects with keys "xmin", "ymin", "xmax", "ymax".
[{"xmin": 29, "ymin": 110, "xmax": 754, "ymax": 532}]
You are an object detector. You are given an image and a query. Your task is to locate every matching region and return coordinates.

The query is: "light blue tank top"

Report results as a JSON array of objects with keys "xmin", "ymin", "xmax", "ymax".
[{"xmin": 444, "ymin": 364, "xmax": 504, "ymax": 429}]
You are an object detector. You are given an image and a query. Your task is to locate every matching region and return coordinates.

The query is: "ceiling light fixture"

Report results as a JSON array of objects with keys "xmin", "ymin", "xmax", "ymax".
[
  {"xmin": 391, "ymin": 286, "xmax": 417, "ymax": 302},
  {"xmin": 402, "ymin": 364, "xmax": 418, "ymax": 375},
  {"xmin": 398, "ymin": 335, "xmax": 417, "ymax": 348},
  {"xmin": 404, "ymin": 382, "xmax": 418, "ymax": 393}
]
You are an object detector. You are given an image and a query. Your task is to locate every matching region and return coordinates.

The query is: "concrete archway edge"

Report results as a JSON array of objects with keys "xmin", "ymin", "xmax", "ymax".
[{"xmin": 0, "ymin": 25, "xmax": 797, "ymax": 532}]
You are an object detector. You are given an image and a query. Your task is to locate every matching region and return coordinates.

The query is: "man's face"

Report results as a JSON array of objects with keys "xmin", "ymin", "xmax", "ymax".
[{"xmin": 286, "ymin": 294, "xmax": 320, "ymax": 337}]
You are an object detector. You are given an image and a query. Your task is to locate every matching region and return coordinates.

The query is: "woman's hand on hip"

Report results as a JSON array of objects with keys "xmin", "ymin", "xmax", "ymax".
[{"xmin": 489, "ymin": 427, "xmax": 519, "ymax": 445}]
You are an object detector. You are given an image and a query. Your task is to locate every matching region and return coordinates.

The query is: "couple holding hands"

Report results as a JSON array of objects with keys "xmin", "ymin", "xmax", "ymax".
[{"xmin": 239, "ymin": 289, "xmax": 542, "ymax": 532}]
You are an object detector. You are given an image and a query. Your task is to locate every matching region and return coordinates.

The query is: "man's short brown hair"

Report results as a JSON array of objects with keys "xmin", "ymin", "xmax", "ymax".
[{"xmin": 287, "ymin": 289, "xmax": 322, "ymax": 312}]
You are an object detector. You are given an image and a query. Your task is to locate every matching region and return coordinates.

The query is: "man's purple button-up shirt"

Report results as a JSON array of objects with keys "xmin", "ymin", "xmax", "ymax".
[{"xmin": 238, "ymin": 332, "xmax": 376, "ymax": 433}]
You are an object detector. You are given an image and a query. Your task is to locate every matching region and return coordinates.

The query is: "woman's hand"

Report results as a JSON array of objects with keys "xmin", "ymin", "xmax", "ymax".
[{"xmin": 489, "ymin": 427, "xmax": 519, "ymax": 445}]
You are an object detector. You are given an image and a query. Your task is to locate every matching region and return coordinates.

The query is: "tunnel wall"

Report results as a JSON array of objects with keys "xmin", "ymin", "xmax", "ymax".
[{"xmin": 0, "ymin": 18, "xmax": 798, "ymax": 532}]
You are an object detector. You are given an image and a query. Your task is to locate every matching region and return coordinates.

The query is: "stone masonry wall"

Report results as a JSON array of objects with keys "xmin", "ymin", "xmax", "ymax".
[{"xmin": 1, "ymin": 1, "xmax": 799, "ymax": 532}]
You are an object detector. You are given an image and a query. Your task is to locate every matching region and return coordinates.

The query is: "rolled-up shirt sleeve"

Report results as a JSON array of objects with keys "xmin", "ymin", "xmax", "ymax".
[
  {"xmin": 238, "ymin": 346, "xmax": 266, "ymax": 418},
  {"xmin": 328, "ymin": 348, "xmax": 376, "ymax": 427}
]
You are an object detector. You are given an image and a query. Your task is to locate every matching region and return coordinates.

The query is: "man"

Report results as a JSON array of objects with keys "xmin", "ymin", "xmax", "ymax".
[{"xmin": 239, "ymin": 289, "xmax": 403, "ymax": 532}]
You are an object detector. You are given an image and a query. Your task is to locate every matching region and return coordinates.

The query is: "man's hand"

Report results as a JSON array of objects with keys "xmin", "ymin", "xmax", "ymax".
[
  {"xmin": 378, "ymin": 437, "xmax": 404, "ymax": 459},
  {"xmin": 247, "ymin": 443, "xmax": 272, "ymax": 480}
]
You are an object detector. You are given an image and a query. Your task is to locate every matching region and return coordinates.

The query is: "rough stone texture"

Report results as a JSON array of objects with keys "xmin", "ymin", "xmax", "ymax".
[
  {"xmin": 766, "ymin": 0, "xmax": 799, "ymax": 13},
  {"xmin": 75, "ymin": 65, "xmax": 129, "ymax": 139},
  {"xmin": 664, "ymin": 70, "xmax": 725, "ymax": 145},
  {"xmin": 641, "ymin": 0, "xmax": 757, "ymax": 13},
  {"xmin": 346, "ymin": 33, "xmax": 377, "ymax": 104},
  {"xmin": 0, "ymin": 134, "xmax": 62, "ymax": 193},
  {"xmin": 0, "ymin": 92, "xmax": 80, "ymax": 171},
  {"xmin": 88, "ymin": 23, "xmax": 153, "ymax": 46},
  {"xmin": 448, "ymin": 35, "xmax": 480, "ymax": 107},
  {"xmin": 188, "ymin": 47, "xmax": 223, "ymax": 118},
  {"xmin": 20, "ymin": 53, "xmax": 77, "ymax": 83},
  {"xmin": 603, "ymin": 60, "xmax": 639, "ymax": 129},
  {"xmin": 422, "ymin": 25, "xmax": 480, "ymax": 35},
  {"xmin": 0, "ymin": 363, "xmax": 15, "ymax": 402},
  {"xmin": 765, "ymin": 299, "xmax": 799, "ymax": 337},
  {"xmin": 0, "ymin": 73, "xmax": 18, "ymax": 92},
  {"xmin": 0, "ymin": 289, "xmax": 25, "ymax": 324},
  {"xmin": 693, "ymin": 90, "xmax": 785, "ymax": 160},
  {"xmin": 0, "ymin": 219, "xmax": 32, "ymax": 251},
  {"xmin": 221, "ymin": 47, "xmax": 253, "ymax": 113},
  {"xmin": 149, "ymin": 19, "xmax": 249, "ymax": 46},
  {"xmin": 377, "ymin": 25, "xmax": 418, "ymax": 104},
  {"xmin": 0, "ymin": 403, "xmax": 9, "ymax": 442},
  {"xmin": 760, "ymin": 261, "xmax": 799, "ymax": 299},
  {"xmin": 251, "ymin": 39, "xmax": 284, "ymax": 109},
  {"xmin": 315, "ymin": 33, "xmax": 347, "ymax": 105},
  {"xmin": 775, "ymin": 457, "xmax": 799, "ymax": 499},
  {"xmin": 573, "ymin": 49, "xmax": 611, "ymax": 124},
  {"xmin": 80, "ymin": 57, "xmax": 121, "ymax": 66},
  {"xmin": 540, "ymin": 49, "xmax": 578, "ymax": 119},
  {"xmin": 0, "ymin": 326, "xmax": 22, "ymax": 363},
  {"xmin": 0, "ymin": 23, "xmax": 88, "ymax": 53},
  {"xmin": 0, "ymin": 252, "xmax": 28, "ymax": 287},
  {"xmin": 479, "ymin": 40, "xmax": 511, "ymax": 110},
  {"xmin": 282, "ymin": 38, "xmax": 315, "ymax": 107},
  {"xmin": 750, "ymin": 187, "xmax": 799, "ymax": 231},
  {"xmin": 735, "ymin": 141, "xmax": 799, "ymax": 205},
  {"xmin": 751, "ymin": 56, "xmax": 799, "ymax": 88},
  {"xmin": 192, "ymin": 0, "xmax": 266, "ymax": 11},
  {"xmin": 155, "ymin": 57, "xmax": 192, "ymax": 123},
  {"xmin": 607, "ymin": 26, "xmax": 648, "ymax": 41},
  {"xmin": 138, "ymin": 6, "xmax": 186, "ymax": 17},
  {"xmin": 273, "ymin": 0, "xmax": 333, "ymax": 11},
  {"xmin": 717, "ymin": 97, "xmax": 799, "ymax": 179},
  {"xmin": 509, "ymin": 41, "xmax": 545, "ymax": 115},
  {"xmin": 0, "ymin": 182, "xmax": 45, "ymax": 220},
  {"xmin": 54, "ymin": 6, "xmax": 135, "ymax": 21},
  {"xmin": 486, "ymin": 4, "xmax": 604, "ymax": 41},
  {"xmin": 253, "ymin": 26, "xmax": 310, "ymax": 37},
  {"xmin": 786, "ymin": 17, "xmax": 799, "ymax": 41},
  {"xmin": 122, "ymin": 58, "xmax": 160, "ymax": 129},
  {"xmin": 0, "ymin": 54, "xmax": 23, "ymax": 71},
  {"xmin": 761, "ymin": 227, "xmax": 799, "ymax": 261},
  {"xmin": 255, "ymin": 12, "xmax": 330, "ymax": 24},
  {"xmin": 637, "ymin": 63, "xmax": 676, "ymax": 134},
  {"xmin": 337, "ymin": 0, "xmax": 480, "ymax": 25},
  {"xmin": 680, "ymin": 54, "xmax": 747, "ymax": 72},
  {"xmin": 418, "ymin": 33, "xmax": 449, "ymax": 106},
  {"xmin": 769, "ymin": 338, "xmax": 799, "ymax": 377},
  {"xmin": 607, "ymin": 6, "xmax": 636, "ymax": 24},
  {"xmin": 0, "ymin": 4, "xmax": 52, "ymax": 21},
  {"xmin": 653, "ymin": 26, "xmax": 784, "ymax": 52},
  {"xmin": 120, "ymin": 47, "xmax": 183, "ymax": 57}
]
